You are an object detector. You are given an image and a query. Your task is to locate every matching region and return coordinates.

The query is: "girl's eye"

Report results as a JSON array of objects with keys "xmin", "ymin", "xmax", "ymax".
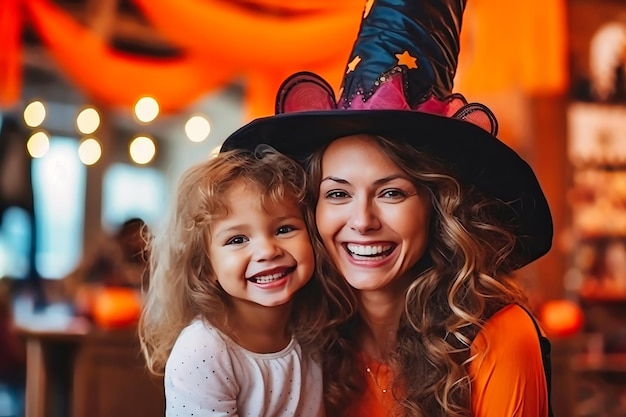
[
  {"xmin": 324, "ymin": 190, "xmax": 350, "ymax": 199},
  {"xmin": 225, "ymin": 235, "xmax": 248, "ymax": 245},
  {"xmin": 276, "ymin": 225, "xmax": 296, "ymax": 235}
]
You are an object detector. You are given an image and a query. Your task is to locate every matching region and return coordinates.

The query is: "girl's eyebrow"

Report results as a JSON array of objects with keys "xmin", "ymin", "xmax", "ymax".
[{"xmin": 212, "ymin": 225, "xmax": 244, "ymax": 239}]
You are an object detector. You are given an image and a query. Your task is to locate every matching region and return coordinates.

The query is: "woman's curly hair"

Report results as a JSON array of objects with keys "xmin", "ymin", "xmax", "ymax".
[{"xmin": 301, "ymin": 135, "xmax": 527, "ymax": 417}]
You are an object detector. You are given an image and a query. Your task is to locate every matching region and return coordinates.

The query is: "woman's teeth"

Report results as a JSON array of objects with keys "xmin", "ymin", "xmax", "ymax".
[{"xmin": 346, "ymin": 244, "xmax": 392, "ymax": 256}]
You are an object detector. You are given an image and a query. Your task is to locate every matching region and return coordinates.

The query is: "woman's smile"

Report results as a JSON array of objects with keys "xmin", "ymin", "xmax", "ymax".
[{"xmin": 343, "ymin": 242, "xmax": 397, "ymax": 263}]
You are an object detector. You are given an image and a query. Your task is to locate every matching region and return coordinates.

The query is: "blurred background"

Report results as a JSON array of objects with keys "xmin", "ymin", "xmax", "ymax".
[{"xmin": 0, "ymin": 0, "xmax": 625, "ymax": 416}]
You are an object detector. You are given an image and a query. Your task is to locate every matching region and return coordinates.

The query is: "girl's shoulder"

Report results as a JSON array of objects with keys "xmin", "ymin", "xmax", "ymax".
[
  {"xmin": 169, "ymin": 318, "xmax": 230, "ymax": 359},
  {"xmin": 165, "ymin": 318, "xmax": 239, "ymax": 381},
  {"xmin": 177, "ymin": 318, "xmax": 223, "ymax": 342},
  {"xmin": 175, "ymin": 318, "xmax": 301, "ymax": 358}
]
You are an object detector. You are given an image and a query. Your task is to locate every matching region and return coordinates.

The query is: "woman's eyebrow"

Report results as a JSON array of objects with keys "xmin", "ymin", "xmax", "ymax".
[
  {"xmin": 373, "ymin": 174, "xmax": 407, "ymax": 186},
  {"xmin": 321, "ymin": 174, "xmax": 408, "ymax": 186},
  {"xmin": 321, "ymin": 176, "xmax": 348, "ymax": 184}
]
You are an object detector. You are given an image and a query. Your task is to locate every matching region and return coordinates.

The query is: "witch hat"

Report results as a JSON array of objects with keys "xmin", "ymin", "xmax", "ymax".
[{"xmin": 221, "ymin": 0, "xmax": 553, "ymax": 268}]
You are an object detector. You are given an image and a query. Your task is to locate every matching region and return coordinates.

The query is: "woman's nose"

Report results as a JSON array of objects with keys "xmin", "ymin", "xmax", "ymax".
[{"xmin": 348, "ymin": 199, "xmax": 381, "ymax": 234}]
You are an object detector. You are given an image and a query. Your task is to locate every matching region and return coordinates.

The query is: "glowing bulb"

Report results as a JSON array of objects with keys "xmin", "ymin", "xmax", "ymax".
[
  {"xmin": 78, "ymin": 138, "xmax": 102, "ymax": 165},
  {"xmin": 134, "ymin": 97, "xmax": 159, "ymax": 123},
  {"xmin": 26, "ymin": 131, "xmax": 50, "ymax": 158},
  {"xmin": 129, "ymin": 135, "xmax": 156, "ymax": 165},
  {"xmin": 210, "ymin": 144, "xmax": 222, "ymax": 158},
  {"xmin": 185, "ymin": 115, "xmax": 211, "ymax": 142},
  {"xmin": 24, "ymin": 101, "xmax": 46, "ymax": 128},
  {"xmin": 76, "ymin": 107, "xmax": 101, "ymax": 134}
]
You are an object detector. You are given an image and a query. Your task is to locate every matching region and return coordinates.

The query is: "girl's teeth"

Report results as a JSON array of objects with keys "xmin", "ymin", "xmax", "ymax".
[{"xmin": 253, "ymin": 271, "xmax": 286, "ymax": 283}]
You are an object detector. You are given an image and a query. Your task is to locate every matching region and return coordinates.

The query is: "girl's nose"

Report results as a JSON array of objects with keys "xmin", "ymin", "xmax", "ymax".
[{"xmin": 253, "ymin": 237, "xmax": 283, "ymax": 261}]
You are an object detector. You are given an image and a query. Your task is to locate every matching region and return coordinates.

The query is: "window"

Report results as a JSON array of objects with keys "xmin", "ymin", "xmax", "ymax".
[
  {"xmin": 0, "ymin": 207, "xmax": 31, "ymax": 279},
  {"xmin": 31, "ymin": 137, "xmax": 85, "ymax": 279},
  {"xmin": 102, "ymin": 163, "xmax": 167, "ymax": 232}
]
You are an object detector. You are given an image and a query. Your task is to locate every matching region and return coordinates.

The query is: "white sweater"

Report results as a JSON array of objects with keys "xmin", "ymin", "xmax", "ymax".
[{"xmin": 165, "ymin": 319, "xmax": 324, "ymax": 417}]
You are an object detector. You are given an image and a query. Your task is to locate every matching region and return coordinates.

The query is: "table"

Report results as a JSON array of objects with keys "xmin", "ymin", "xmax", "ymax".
[{"xmin": 17, "ymin": 319, "xmax": 164, "ymax": 417}]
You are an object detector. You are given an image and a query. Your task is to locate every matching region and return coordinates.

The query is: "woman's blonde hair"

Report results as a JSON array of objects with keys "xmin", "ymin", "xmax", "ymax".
[
  {"xmin": 139, "ymin": 147, "xmax": 320, "ymax": 375},
  {"xmin": 303, "ymin": 135, "xmax": 527, "ymax": 417}
]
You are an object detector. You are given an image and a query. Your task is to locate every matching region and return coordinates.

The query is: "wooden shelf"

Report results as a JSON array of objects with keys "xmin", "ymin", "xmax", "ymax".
[
  {"xmin": 571, "ymin": 353, "xmax": 626, "ymax": 372},
  {"xmin": 579, "ymin": 292, "xmax": 626, "ymax": 303}
]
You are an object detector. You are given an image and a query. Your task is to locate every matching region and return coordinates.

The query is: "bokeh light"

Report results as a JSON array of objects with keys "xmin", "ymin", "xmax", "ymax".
[
  {"xmin": 78, "ymin": 138, "xmax": 102, "ymax": 165},
  {"xmin": 184, "ymin": 115, "xmax": 211, "ymax": 142},
  {"xmin": 26, "ymin": 131, "xmax": 50, "ymax": 158},
  {"xmin": 134, "ymin": 97, "xmax": 159, "ymax": 123},
  {"xmin": 23, "ymin": 101, "xmax": 46, "ymax": 128},
  {"xmin": 129, "ymin": 135, "xmax": 156, "ymax": 165},
  {"xmin": 76, "ymin": 107, "xmax": 101, "ymax": 135},
  {"xmin": 210, "ymin": 144, "xmax": 222, "ymax": 158}
]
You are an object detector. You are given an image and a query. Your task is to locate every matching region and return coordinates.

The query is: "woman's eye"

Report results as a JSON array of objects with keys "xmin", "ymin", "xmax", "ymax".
[
  {"xmin": 324, "ymin": 190, "xmax": 350, "ymax": 199},
  {"xmin": 226, "ymin": 235, "xmax": 248, "ymax": 245},
  {"xmin": 380, "ymin": 188, "xmax": 407, "ymax": 199},
  {"xmin": 276, "ymin": 225, "xmax": 296, "ymax": 235}
]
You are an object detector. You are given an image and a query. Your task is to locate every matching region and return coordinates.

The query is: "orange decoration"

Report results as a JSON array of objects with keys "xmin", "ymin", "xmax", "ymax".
[
  {"xmin": 456, "ymin": 0, "xmax": 567, "ymax": 95},
  {"xmin": 24, "ymin": 0, "xmax": 233, "ymax": 113},
  {"xmin": 0, "ymin": 0, "xmax": 568, "ymax": 117},
  {"xmin": 92, "ymin": 287, "xmax": 143, "ymax": 329},
  {"xmin": 132, "ymin": 0, "xmax": 363, "ymax": 69},
  {"xmin": 0, "ymin": 0, "xmax": 22, "ymax": 107},
  {"xmin": 539, "ymin": 299, "xmax": 584, "ymax": 338}
]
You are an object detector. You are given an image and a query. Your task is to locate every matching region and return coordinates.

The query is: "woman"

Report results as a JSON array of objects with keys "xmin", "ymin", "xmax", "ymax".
[
  {"xmin": 305, "ymin": 133, "xmax": 550, "ymax": 416},
  {"xmin": 221, "ymin": 0, "xmax": 553, "ymax": 415}
]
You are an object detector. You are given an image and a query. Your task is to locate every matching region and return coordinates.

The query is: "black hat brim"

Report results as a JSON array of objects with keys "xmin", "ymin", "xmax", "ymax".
[{"xmin": 221, "ymin": 109, "xmax": 553, "ymax": 269}]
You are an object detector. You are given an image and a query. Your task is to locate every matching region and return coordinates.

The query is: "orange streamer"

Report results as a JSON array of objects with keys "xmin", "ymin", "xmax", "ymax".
[
  {"xmin": 132, "ymin": 0, "xmax": 363, "ymax": 69},
  {"xmin": 25, "ymin": 0, "xmax": 233, "ymax": 113},
  {"xmin": 456, "ymin": 0, "xmax": 567, "ymax": 94},
  {"xmin": 0, "ymin": 0, "xmax": 22, "ymax": 108}
]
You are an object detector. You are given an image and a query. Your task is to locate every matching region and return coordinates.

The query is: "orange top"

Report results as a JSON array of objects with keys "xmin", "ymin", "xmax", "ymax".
[{"xmin": 345, "ymin": 304, "xmax": 548, "ymax": 417}]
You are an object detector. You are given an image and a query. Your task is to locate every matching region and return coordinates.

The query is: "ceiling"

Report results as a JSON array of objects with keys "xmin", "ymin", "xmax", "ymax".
[
  {"xmin": 22, "ymin": 0, "xmax": 183, "ymax": 103},
  {"xmin": 18, "ymin": 0, "xmax": 250, "ymax": 141}
]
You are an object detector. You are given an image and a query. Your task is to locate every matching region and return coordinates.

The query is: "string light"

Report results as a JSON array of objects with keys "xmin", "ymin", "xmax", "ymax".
[
  {"xmin": 26, "ymin": 131, "xmax": 50, "ymax": 158},
  {"xmin": 76, "ymin": 107, "xmax": 101, "ymax": 134},
  {"xmin": 134, "ymin": 97, "xmax": 159, "ymax": 123},
  {"xmin": 23, "ymin": 101, "xmax": 46, "ymax": 128},
  {"xmin": 210, "ymin": 144, "xmax": 221, "ymax": 158},
  {"xmin": 185, "ymin": 115, "xmax": 211, "ymax": 142},
  {"xmin": 78, "ymin": 138, "xmax": 102, "ymax": 165},
  {"xmin": 129, "ymin": 135, "xmax": 156, "ymax": 165}
]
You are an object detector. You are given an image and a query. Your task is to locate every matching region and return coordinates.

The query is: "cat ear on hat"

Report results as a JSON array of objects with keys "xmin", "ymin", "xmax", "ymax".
[
  {"xmin": 452, "ymin": 103, "xmax": 499, "ymax": 137},
  {"xmin": 438, "ymin": 94, "xmax": 499, "ymax": 136},
  {"xmin": 275, "ymin": 71, "xmax": 337, "ymax": 114}
]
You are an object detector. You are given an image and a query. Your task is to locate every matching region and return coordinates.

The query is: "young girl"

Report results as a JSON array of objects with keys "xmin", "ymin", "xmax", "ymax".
[{"xmin": 139, "ymin": 148, "xmax": 324, "ymax": 417}]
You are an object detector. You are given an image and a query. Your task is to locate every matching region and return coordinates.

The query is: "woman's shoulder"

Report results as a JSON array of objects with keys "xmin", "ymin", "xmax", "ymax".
[
  {"xmin": 468, "ymin": 305, "xmax": 550, "ymax": 416},
  {"xmin": 471, "ymin": 304, "xmax": 543, "ymax": 357}
]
